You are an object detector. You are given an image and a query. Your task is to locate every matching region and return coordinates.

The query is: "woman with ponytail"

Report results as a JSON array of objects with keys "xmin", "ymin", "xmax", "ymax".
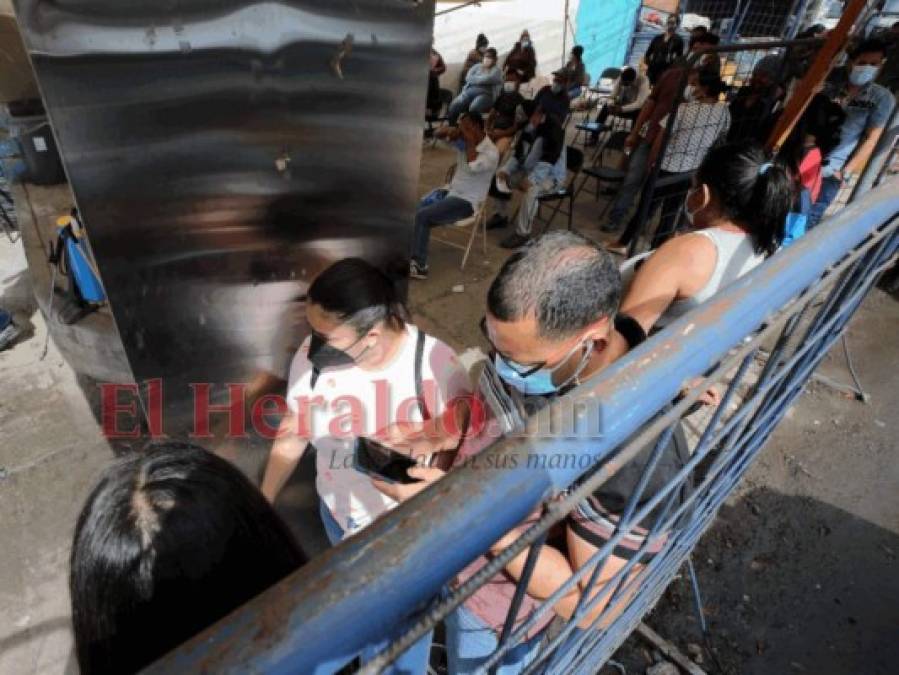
[{"xmin": 621, "ymin": 141, "xmax": 794, "ymax": 333}]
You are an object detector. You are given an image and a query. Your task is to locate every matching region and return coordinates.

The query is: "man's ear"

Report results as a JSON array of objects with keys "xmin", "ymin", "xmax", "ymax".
[{"xmin": 584, "ymin": 315, "xmax": 612, "ymax": 342}]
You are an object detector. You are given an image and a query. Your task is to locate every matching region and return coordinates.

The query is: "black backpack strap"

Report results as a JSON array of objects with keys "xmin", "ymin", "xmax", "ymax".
[{"xmin": 414, "ymin": 327, "xmax": 431, "ymax": 421}]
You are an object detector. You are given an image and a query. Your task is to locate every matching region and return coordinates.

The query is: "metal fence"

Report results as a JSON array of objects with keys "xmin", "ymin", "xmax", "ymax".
[
  {"xmin": 680, "ymin": 0, "xmax": 809, "ymax": 40},
  {"xmin": 148, "ymin": 176, "xmax": 898, "ymax": 672}
]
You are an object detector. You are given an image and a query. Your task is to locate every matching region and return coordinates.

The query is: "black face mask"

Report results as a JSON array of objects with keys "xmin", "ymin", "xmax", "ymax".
[{"xmin": 307, "ymin": 332, "xmax": 365, "ymax": 371}]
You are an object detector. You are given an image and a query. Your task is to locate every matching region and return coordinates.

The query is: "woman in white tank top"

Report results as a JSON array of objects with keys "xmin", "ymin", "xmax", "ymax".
[{"xmin": 621, "ymin": 142, "xmax": 795, "ymax": 333}]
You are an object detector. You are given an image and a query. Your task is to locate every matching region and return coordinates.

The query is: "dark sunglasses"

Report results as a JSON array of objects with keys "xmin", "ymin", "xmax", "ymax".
[{"xmin": 479, "ymin": 316, "xmax": 546, "ymax": 377}]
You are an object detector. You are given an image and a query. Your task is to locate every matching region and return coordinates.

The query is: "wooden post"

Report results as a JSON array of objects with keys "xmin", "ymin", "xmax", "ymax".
[{"xmin": 766, "ymin": 0, "xmax": 870, "ymax": 153}]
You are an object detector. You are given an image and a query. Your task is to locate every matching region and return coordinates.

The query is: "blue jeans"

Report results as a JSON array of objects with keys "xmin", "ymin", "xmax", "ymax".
[
  {"xmin": 445, "ymin": 604, "xmax": 542, "ymax": 675},
  {"xmin": 808, "ymin": 175, "xmax": 842, "ymax": 229},
  {"xmin": 448, "ymin": 89, "xmax": 494, "ymax": 124},
  {"xmin": 319, "ymin": 501, "xmax": 434, "ymax": 674},
  {"xmin": 411, "ymin": 194, "xmax": 473, "ymax": 267}
]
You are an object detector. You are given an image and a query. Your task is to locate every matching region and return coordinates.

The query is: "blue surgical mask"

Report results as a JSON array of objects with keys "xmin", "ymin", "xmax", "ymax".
[
  {"xmin": 493, "ymin": 339, "xmax": 594, "ymax": 396},
  {"xmin": 849, "ymin": 64, "xmax": 878, "ymax": 87},
  {"xmin": 522, "ymin": 39, "xmax": 531, "ymax": 49}
]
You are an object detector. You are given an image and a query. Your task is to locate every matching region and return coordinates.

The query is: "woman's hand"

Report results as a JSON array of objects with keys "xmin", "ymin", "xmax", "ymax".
[{"xmin": 371, "ymin": 466, "xmax": 446, "ymax": 503}]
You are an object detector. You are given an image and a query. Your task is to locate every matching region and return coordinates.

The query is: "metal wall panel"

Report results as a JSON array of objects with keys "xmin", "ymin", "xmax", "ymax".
[{"xmin": 14, "ymin": 0, "xmax": 433, "ymax": 429}]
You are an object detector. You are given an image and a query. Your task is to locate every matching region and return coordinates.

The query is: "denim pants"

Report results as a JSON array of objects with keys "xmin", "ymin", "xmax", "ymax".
[
  {"xmin": 808, "ymin": 175, "xmax": 842, "ymax": 229},
  {"xmin": 319, "ymin": 501, "xmax": 434, "ymax": 675},
  {"xmin": 445, "ymin": 604, "xmax": 542, "ymax": 675},
  {"xmin": 607, "ymin": 139, "xmax": 651, "ymax": 229},
  {"xmin": 0, "ymin": 308, "xmax": 11, "ymax": 331},
  {"xmin": 411, "ymin": 194, "xmax": 473, "ymax": 267},
  {"xmin": 448, "ymin": 89, "xmax": 494, "ymax": 124}
]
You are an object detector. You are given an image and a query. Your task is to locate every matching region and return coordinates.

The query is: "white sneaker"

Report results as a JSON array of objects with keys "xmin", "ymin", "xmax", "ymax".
[{"xmin": 495, "ymin": 175, "xmax": 512, "ymax": 194}]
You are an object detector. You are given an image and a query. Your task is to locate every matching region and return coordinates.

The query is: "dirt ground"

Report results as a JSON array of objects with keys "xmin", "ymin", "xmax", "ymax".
[{"xmin": 0, "ymin": 135, "xmax": 896, "ymax": 674}]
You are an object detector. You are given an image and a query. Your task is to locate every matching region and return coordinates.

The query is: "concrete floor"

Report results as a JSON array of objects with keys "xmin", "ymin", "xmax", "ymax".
[{"xmin": 1, "ymin": 136, "xmax": 896, "ymax": 674}]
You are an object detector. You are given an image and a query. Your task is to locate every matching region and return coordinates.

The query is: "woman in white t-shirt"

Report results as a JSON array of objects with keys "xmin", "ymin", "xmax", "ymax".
[{"xmin": 261, "ymin": 257, "xmax": 471, "ymax": 542}]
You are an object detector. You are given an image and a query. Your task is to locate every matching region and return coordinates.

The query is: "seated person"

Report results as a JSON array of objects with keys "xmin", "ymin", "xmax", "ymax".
[
  {"xmin": 645, "ymin": 69, "xmax": 731, "ymax": 244},
  {"xmin": 70, "ymin": 442, "xmax": 307, "ymax": 675},
  {"xmin": 810, "ymin": 38, "xmax": 895, "ymax": 228},
  {"xmin": 504, "ymin": 30, "xmax": 538, "ymax": 83},
  {"xmin": 606, "ymin": 34, "xmax": 721, "ymax": 241},
  {"xmin": 427, "ymin": 40, "xmax": 447, "ymax": 118},
  {"xmin": 585, "ymin": 66, "xmax": 651, "ymax": 145},
  {"xmin": 486, "ymin": 68, "xmax": 527, "ymax": 156},
  {"xmin": 727, "ymin": 58, "xmax": 783, "ymax": 144},
  {"xmin": 448, "ymin": 47, "xmax": 503, "ymax": 125},
  {"xmin": 410, "ymin": 112, "xmax": 499, "ymax": 279},
  {"xmin": 488, "ymin": 102, "xmax": 567, "ymax": 249},
  {"xmin": 620, "ymin": 142, "xmax": 793, "ymax": 334},
  {"xmin": 373, "ymin": 232, "xmax": 691, "ymax": 673},
  {"xmin": 563, "ymin": 45, "xmax": 587, "ymax": 99},
  {"xmin": 534, "ymin": 70, "xmax": 572, "ymax": 125},
  {"xmin": 459, "ymin": 33, "xmax": 489, "ymax": 93}
]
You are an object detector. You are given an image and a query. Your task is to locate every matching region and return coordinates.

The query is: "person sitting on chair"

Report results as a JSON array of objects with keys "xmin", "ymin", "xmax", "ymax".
[
  {"xmin": 585, "ymin": 66, "xmax": 651, "ymax": 146},
  {"xmin": 459, "ymin": 33, "xmax": 489, "ymax": 92},
  {"xmin": 563, "ymin": 45, "xmax": 587, "ymax": 99},
  {"xmin": 427, "ymin": 38, "xmax": 447, "ymax": 119},
  {"xmin": 410, "ymin": 112, "xmax": 499, "ymax": 280},
  {"xmin": 487, "ymin": 68, "xmax": 527, "ymax": 156},
  {"xmin": 448, "ymin": 47, "xmax": 503, "ymax": 125},
  {"xmin": 504, "ymin": 29, "xmax": 538, "ymax": 83},
  {"xmin": 487, "ymin": 102, "xmax": 567, "ymax": 250},
  {"xmin": 533, "ymin": 70, "xmax": 572, "ymax": 126}
]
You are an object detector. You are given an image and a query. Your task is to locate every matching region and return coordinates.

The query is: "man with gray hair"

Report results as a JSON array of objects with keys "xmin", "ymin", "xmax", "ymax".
[{"xmin": 374, "ymin": 232, "xmax": 689, "ymax": 672}]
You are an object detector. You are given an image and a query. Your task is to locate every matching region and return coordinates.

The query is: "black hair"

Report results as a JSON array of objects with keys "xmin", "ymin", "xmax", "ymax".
[
  {"xmin": 487, "ymin": 231, "xmax": 621, "ymax": 340},
  {"xmin": 690, "ymin": 25, "xmax": 708, "ymax": 35},
  {"xmin": 572, "ymin": 45, "xmax": 584, "ymax": 60},
  {"xmin": 307, "ymin": 257, "xmax": 409, "ymax": 335},
  {"xmin": 70, "ymin": 442, "xmax": 306, "ymax": 675},
  {"xmin": 620, "ymin": 66, "xmax": 637, "ymax": 83},
  {"xmin": 476, "ymin": 33, "xmax": 488, "ymax": 48},
  {"xmin": 696, "ymin": 142, "xmax": 793, "ymax": 257},
  {"xmin": 797, "ymin": 24, "xmax": 825, "ymax": 39},
  {"xmin": 485, "ymin": 47, "xmax": 498, "ymax": 59},
  {"xmin": 461, "ymin": 109, "xmax": 486, "ymax": 131},
  {"xmin": 850, "ymin": 38, "xmax": 887, "ymax": 60},
  {"xmin": 696, "ymin": 69, "xmax": 727, "ymax": 98},
  {"xmin": 690, "ymin": 32, "xmax": 720, "ymax": 49}
]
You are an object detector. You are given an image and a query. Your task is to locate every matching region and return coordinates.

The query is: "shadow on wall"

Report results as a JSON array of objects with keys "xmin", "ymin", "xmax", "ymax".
[{"xmin": 619, "ymin": 487, "xmax": 899, "ymax": 675}]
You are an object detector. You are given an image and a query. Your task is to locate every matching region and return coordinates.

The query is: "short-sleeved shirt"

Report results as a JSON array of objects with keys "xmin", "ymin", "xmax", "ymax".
[
  {"xmin": 823, "ymin": 75, "xmax": 895, "ymax": 176},
  {"xmin": 660, "ymin": 100, "xmax": 731, "ymax": 173},
  {"xmin": 286, "ymin": 324, "xmax": 471, "ymax": 535},
  {"xmin": 452, "ymin": 315, "xmax": 646, "ymax": 639},
  {"xmin": 534, "ymin": 85, "xmax": 571, "ymax": 124},
  {"xmin": 493, "ymin": 91, "xmax": 526, "ymax": 129},
  {"xmin": 447, "ymin": 136, "xmax": 500, "ymax": 209}
]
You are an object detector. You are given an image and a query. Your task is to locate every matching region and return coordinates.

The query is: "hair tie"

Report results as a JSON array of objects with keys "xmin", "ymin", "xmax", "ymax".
[{"xmin": 758, "ymin": 161, "xmax": 773, "ymax": 176}]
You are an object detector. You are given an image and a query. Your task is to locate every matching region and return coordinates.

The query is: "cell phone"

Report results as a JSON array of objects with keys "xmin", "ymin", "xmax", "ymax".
[{"xmin": 353, "ymin": 437, "xmax": 423, "ymax": 485}]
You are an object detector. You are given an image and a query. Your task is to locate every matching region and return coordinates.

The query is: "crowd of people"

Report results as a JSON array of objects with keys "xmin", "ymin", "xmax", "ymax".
[{"xmin": 68, "ymin": 20, "xmax": 897, "ymax": 675}]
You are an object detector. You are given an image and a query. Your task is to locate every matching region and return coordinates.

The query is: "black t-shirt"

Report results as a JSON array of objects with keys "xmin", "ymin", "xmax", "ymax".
[{"xmin": 493, "ymin": 91, "xmax": 525, "ymax": 128}]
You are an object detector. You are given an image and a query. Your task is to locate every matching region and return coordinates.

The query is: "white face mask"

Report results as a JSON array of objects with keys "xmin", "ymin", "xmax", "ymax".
[
  {"xmin": 684, "ymin": 185, "xmax": 710, "ymax": 226},
  {"xmin": 503, "ymin": 81, "xmax": 517, "ymax": 93},
  {"xmin": 521, "ymin": 39, "xmax": 531, "ymax": 48},
  {"xmin": 683, "ymin": 85, "xmax": 696, "ymax": 101},
  {"xmin": 849, "ymin": 64, "xmax": 879, "ymax": 87},
  {"xmin": 483, "ymin": 57, "xmax": 495, "ymax": 68}
]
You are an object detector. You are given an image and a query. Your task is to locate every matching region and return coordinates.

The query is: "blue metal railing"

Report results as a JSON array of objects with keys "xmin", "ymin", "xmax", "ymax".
[{"xmin": 147, "ymin": 182, "xmax": 899, "ymax": 674}]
